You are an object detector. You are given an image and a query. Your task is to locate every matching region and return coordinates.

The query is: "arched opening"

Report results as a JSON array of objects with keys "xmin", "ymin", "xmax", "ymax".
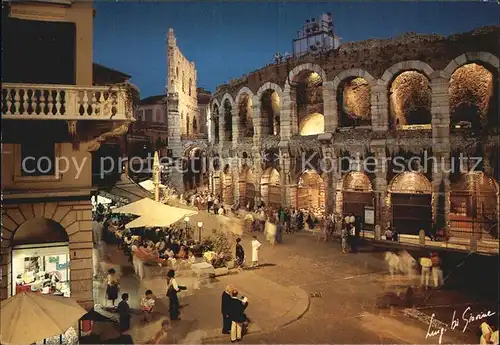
[
  {"xmin": 389, "ymin": 172, "xmax": 432, "ymax": 235},
  {"xmin": 337, "ymin": 77, "xmax": 371, "ymax": 127},
  {"xmin": 239, "ymin": 164, "xmax": 255, "ymax": 209},
  {"xmin": 221, "ymin": 164, "xmax": 234, "ymax": 205},
  {"xmin": 223, "ymin": 99, "xmax": 233, "ymax": 142},
  {"xmin": 183, "ymin": 147, "xmax": 206, "ymax": 191},
  {"xmin": 189, "ymin": 78, "xmax": 192, "ymax": 96},
  {"xmin": 186, "ymin": 115, "xmax": 190, "ymax": 136},
  {"xmin": 212, "ymin": 104, "xmax": 220, "ymax": 144},
  {"xmin": 193, "ymin": 117, "xmax": 198, "ymax": 134},
  {"xmin": 449, "ymin": 172, "xmax": 499, "ymax": 239},
  {"xmin": 389, "ymin": 71, "xmax": 431, "ymax": 129},
  {"xmin": 182, "ymin": 71, "xmax": 185, "ymax": 93},
  {"xmin": 449, "ymin": 63, "xmax": 497, "ymax": 130},
  {"xmin": 293, "ymin": 70, "xmax": 325, "ymax": 136},
  {"xmin": 238, "ymin": 94, "xmax": 254, "ymax": 137},
  {"xmin": 260, "ymin": 90, "xmax": 280, "ymax": 136},
  {"xmin": 342, "ymin": 172, "xmax": 373, "ymax": 222},
  {"xmin": 260, "ymin": 167, "xmax": 280, "ymax": 208},
  {"xmin": 12, "ymin": 218, "xmax": 71, "ymax": 296},
  {"xmin": 297, "ymin": 169, "xmax": 325, "ymax": 210}
]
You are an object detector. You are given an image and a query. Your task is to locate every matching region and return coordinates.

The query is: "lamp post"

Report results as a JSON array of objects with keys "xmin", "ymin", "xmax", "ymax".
[
  {"xmin": 197, "ymin": 221, "xmax": 203, "ymax": 243},
  {"xmin": 184, "ymin": 216, "xmax": 190, "ymax": 240}
]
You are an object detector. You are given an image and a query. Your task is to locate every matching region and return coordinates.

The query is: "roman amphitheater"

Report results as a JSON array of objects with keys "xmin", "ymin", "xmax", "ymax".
[{"xmin": 205, "ymin": 26, "xmax": 499, "ymax": 237}]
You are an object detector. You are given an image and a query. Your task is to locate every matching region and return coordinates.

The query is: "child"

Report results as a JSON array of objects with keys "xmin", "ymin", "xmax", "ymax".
[{"xmin": 140, "ymin": 290, "xmax": 156, "ymax": 322}]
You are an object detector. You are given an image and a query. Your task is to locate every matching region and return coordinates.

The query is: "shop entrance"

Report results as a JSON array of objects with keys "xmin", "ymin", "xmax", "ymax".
[
  {"xmin": 261, "ymin": 168, "xmax": 280, "ymax": 208},
  {"xmin": 342, "ymin": 172, "xmax": 373, "ymax": 223},
  {"xmin": 389, "ymin": 172, "xmax": 432, "ymax": 235},
  {"xmin": 297, "ymin": 170, "xmax": 325, "ymax": 210},
  {"xmin": 11, "ymin": 218, "xmax": 70, "ymax": 296}
]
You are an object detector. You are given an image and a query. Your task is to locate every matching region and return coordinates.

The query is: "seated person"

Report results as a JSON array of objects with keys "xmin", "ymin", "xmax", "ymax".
[
  {"xmin": 385, "ymin": 228, "xmax": 393, "ymax": 241},
  {"xmin": 177, "ymin": 246, "xmax": 188, "ymax": 260},
  {"xmin": 140, "ymin": 289, "xmax": 156, "ymax": 322},
  {"xmin": 187, "ymin": 251, "xmax": 196, "ymax": 264},
  {"xmin": 163, "ymin": 248, "xmax": 175, "ymax": 259}
]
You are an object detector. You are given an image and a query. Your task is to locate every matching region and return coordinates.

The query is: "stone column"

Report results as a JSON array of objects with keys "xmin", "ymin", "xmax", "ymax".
[
  {"xmin": 279, "ymin": 145, "xmax": 292, "ymax": 207},
  {"xmin": 280, "ymin": 91, "xmax": 295, "ymax": 141},
  {"xmin": 431, "ymin": 72, "xmax": 451, "ymax": 231},
  {"xmin": 252, "ymin": 148, "xmax": 263, "ymax": 206},
  {"xmin": 232, "ymin": 108, "xmax": 239, "ymax": 149},
  {"xmin": 321, "ymin": 145, "xmax": 337, "ymax": 213},
  {"xmin": 323, "ymin": 81, "xmax": 338, "ymax": 133},
  {"xmin": 372, "ymin": 144, "xmax": 388, "ymax": 227},
  {"xmin": 371, "ymin": 80, "xmax": 388, "ymax": 132},
  {"xmin": 251, "ymin": 99, "xmax": 262, "ymax": 147},
  {"xmin": 231, "ymin": 156, "xmax": 240, "ymax": 205},
  {"xmin": 218, "ymin": 110, "xmax": 226, "ymax": 148},
  {"xmin": 167, "ymin": 92, "xmax": 184, "ymax": 193}
]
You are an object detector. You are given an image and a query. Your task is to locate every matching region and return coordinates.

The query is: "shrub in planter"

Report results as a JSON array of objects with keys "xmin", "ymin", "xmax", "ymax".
[{"xmin": 204, "ymin": 230, "xmax": 233, "ymax": 268}]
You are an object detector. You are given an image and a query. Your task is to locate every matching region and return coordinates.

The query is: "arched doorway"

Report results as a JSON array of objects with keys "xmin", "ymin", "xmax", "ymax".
[
  {"xmin": 239, "ymin": 165, "xmax": 255, "ymax": 208},
  {"xmin": 260, "ymin": 167, "xmax": 280, "ymax": 208},
  {"xmin": 449, "ymin": 172, "xmax": 499, "ymax": 239},
  {"xmin": 337, "ymin": 76, "xmax": 372, "ymax": 127},
  {"xmin": 389, "ymin": 172, "xmax": 432, "ymax": 234},
  {"xmin": 297, "ymin": 170, "xmax": 325, "ymax": 210},
  {"xmin": 259, "ymin": 88, "xmax": 281, "ymax": 136},
  {"xmin": 342, "ymin": 172, "xmax": 373, "ymax": 222},
  {"xmin": 388, "ymin": 71, "xmax": 432, "ymax": 129},
  {"xmin": 11, "ymin": 218, "xmax": 70, "ymax": 296},
  {"xmin": 183, "ymin": 146, "xmax": 206, "ymax": 191}
]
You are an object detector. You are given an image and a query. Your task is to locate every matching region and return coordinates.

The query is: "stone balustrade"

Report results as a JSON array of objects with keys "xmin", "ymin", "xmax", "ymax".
[{"xmin": 1, "ymin": 83, "xmax": 132, "ymax": 120}]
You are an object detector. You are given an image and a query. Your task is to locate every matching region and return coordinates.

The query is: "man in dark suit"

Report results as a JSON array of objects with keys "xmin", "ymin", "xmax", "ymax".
[{"xmin": 221, "ymin": 285, "xmax": 234, "ymax": 334}]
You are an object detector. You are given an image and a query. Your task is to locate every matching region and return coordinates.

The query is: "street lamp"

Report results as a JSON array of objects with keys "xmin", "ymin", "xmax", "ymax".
[{"xmin": 197, "ymin": 221, "xmax": 203, "ymax": 243}]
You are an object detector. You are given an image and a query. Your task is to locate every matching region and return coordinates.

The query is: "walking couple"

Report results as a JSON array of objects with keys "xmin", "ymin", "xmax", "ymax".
[{"xmin": 221, "ymin": 285, "xmax": 250, "ymax": 342}]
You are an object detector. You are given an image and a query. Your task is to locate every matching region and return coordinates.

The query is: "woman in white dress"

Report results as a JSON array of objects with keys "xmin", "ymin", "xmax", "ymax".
[{"xmin": 251, "ymin": 236, "xmax": 262, "ymax": 267}]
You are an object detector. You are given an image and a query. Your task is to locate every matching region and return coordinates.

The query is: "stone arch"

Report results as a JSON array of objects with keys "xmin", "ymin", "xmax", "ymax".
[
  {"xmin": 284, "ymin": 63, "xmax": 327, "ymax": 136},
  {"xmin": 447, "ymin": 53, "xmax": 499, "ymax": 129},
  {"xmin": 211, "ymin": 98, "xmax": 221, "ymax": 110},
  {"xmin": 220, "ymin": 165, "xmax": 234, "ymax": 205},
  {"xmin": 256, "ymin": 82, "xmax": 283, "ymax": 101},
  {"xmin": 332, "ymin": 68, "xmax": 376, "ymax": 91},
  {"xmin": 239, "ymin": 165, "xmax": 256, "ymax": 208},
  {"xmin": 298, "ymin": 113, "xmax": 324, "ymax": 136},
  {"xmin": 13, "ymin": 218, "xmax": 68, "ymax": 246},
  {"xmin": 443, "ymin": 52, "xmax": 500, "ymax": 79},
  {"xmin": 389, "ymin": 171, "xmax": 432, "ymax": 194},
  {"xmin": 260, "ymin": 167, "xmax": 280, "ymax": 208},
  {"xmin": 285, "ymin": 63, "xmax": 327, "ymax": 91},
  {"xmin": 235, "ymin": 87, "xmax": 254, "ymax": 138},
  {"xmin": 342, "ymin": 171, "xmax": 373, "ymax": 192},
  {"xmin": 258, "ymin": 83, "xmax": 282, "ymax": 136},
  {"xmin": 235, "ymin": 87, "xmax": 255, "ymax": 105},
  {"xmin": 183, "ymin": 145, "xmax": 207, "ymax": 190},
  {"xmin": 381, "ymin": 60, "xmax": 434, "ymax": 88},
  {"xmin": 297, "ymin": 169, "xmax": 325, "ymax": 210},
  {"xmin": 221, "ymin": 93, "xmax": 236, "ymax": 109}
]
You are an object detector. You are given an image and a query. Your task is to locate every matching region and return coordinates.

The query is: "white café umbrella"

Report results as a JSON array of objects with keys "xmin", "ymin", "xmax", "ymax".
[
  {"xmin": 124, "ymin": 211, "xmax": 196, "ymax": 229},
  {"xmin": 112, "ymin": 197, "xmax": 196, "ymax": 218},
  {"xmin": 138, "ymin": 179, "xmax": 166, "ymax": 192},
  {"xmin": 0, "ymin": 292, "xmax": 87, "ymax": 345}
]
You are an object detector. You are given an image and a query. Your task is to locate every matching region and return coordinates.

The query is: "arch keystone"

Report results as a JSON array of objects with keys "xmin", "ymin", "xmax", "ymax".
[{"xmin": 33, "ymin": 203, "xmax": 45, "ymax": 219}]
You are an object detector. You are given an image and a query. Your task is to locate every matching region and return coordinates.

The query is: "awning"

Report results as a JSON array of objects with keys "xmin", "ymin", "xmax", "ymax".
[
  {"xmin": 112, "ymin": 197, "xmax": 197, "ymax": 228},
  {"xmin": 100, "ymin": 174, "xmax": 152, "ymax": 204},
  {"xmin": 138, "ymin": 179, "xmax": 166, "ymax": 192}
]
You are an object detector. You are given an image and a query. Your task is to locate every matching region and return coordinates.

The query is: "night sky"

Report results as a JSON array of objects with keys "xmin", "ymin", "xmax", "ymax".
[{"xmin": 93, "ymin": 1, "xmax": 499, "ymax": 98}]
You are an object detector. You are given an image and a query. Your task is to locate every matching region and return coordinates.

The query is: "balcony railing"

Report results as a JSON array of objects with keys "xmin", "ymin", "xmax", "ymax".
[{"xmin": 1, "ymin": 83, "xmax": 132, "ymax": 120}]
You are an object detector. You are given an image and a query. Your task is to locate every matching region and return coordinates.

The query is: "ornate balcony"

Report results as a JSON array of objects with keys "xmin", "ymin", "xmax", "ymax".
[{"xmin": 1, "ymin": 83, "xmax": 133, "ymax": 121}]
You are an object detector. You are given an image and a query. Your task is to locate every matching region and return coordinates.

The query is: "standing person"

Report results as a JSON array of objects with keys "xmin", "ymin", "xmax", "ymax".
[
  {"xmin": 341, "ymin": 225, "xmax": 349, "ymax": 254},
  {"xmin": 228, "ymin": 289, "xmax": 249, "ymax": 343},
  {"xmin": 221, "ymin": 285, "xmax": 234, "ymax": 334},
  {"xmin": 430, "ymin": 252, "xmax": 444, "ymax": 288},
  {"xmin": 251, "ymin": 236, "xmax": 262, "ymax": 267},
  {"xmin": 147, "ymin": 319, "xmax": 171, "ymax": 344},
  {"xmin": 213, "ymin": 196, "xmax": 220, "ymax": 214},
  {"xmin": 235, "ymin": 238, "xmax": 245, "ymax": 269},
  {"xmin": 166, "ymin": 269, "xmax": 185, "ymax": 320},
  {"xmin": 117, "ymin": 293, "xmax": 131, "ymax": 333},
  {"xmin": 207, "ymin": 194, "xmax": 213, "ymax": 212},
  {"xmin": 106, "ymin": 268, "xmax": 119, "ymax": 307},
  {"xmin": 419, "ymin": 254, "xmax": 433, "ymax": 289}
]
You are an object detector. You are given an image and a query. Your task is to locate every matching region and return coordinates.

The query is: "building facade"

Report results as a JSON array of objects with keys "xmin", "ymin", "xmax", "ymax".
[
  {"xmin": 208, "ymin": 26, "xmax": 499, "ymax": 240},
  {"xmin": 166, "ymin": 29, "xmax": 209, "ymax": 192},
  {"xmin": 1, "ymin": 1, "xmax": 135, "ymax": 308}
]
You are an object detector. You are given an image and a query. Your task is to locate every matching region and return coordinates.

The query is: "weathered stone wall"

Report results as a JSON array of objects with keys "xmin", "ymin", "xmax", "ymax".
[{"xmin": 1, "ymin": 199, "xmax": 94, "ymax": 309}]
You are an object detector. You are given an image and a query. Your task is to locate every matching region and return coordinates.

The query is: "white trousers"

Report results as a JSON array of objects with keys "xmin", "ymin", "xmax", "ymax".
[
  {"xmin": 421, "ymin": 267, "xmax": 431, "ymax": 288},
  {"xmin": 92, "ymin": 248, "xmax": 99, "ymax": 277},
  {"xmin": 231, "ymin": 321, "xmax": 242, "ymax": 341},
  {"xmin": 432, "ymin": 267, "xmax": 444, "ymax": 287}
]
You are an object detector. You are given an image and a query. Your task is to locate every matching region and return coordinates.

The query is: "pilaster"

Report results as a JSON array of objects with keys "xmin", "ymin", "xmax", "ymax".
[
  {"xmin": 279, "ymin": 146, "xmax": 292, "ymax": 207},
  {"xmin": 280, "ymin": 92, "xmax": 294, "ymax": 140},
  {"xmin": 323, "ymin": 81, "xmax": 338, "ymax": 133},
  {"xmin": 232, "ymin": 108, "xmax": 239, "ymax": 149},
  {"xmin": 167, "ymin": 92, "xmax": 184, "ymax": 193},
  {"xmin": 372, "ymin": 144, "xmax": 388, "ymax": 227},
  {"xmin": 251, "ymin": 100, "xmax": 262, "ymax": 147},
  {"xmin": 232, "ymin": 157, "xmax": 240, "ymax": 205},
  {"xmin": 252, "ymin": 148, "xmax": 263, "ymax": 205},
  {"xmin": 371, "ymin": 81, "xmax": 388, "ymax": 132}
]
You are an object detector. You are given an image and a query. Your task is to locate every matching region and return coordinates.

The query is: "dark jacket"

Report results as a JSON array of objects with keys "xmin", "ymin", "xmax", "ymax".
[
  {"xmin": 235, "ymin": 244, "xmax": 244, "ymax": 260},
  {"xmin": 221, "ymin": 291, "xmax": 232, "ymax": 315},
  {"xmin": 227, "ymin": 297, "xmax": 248, "ymax": 323}
]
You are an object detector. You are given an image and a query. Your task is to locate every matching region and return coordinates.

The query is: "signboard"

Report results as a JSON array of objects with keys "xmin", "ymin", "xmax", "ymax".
[{"xmin": 364, "ymin": 206, "xmax": 375, "ymax": 225}]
